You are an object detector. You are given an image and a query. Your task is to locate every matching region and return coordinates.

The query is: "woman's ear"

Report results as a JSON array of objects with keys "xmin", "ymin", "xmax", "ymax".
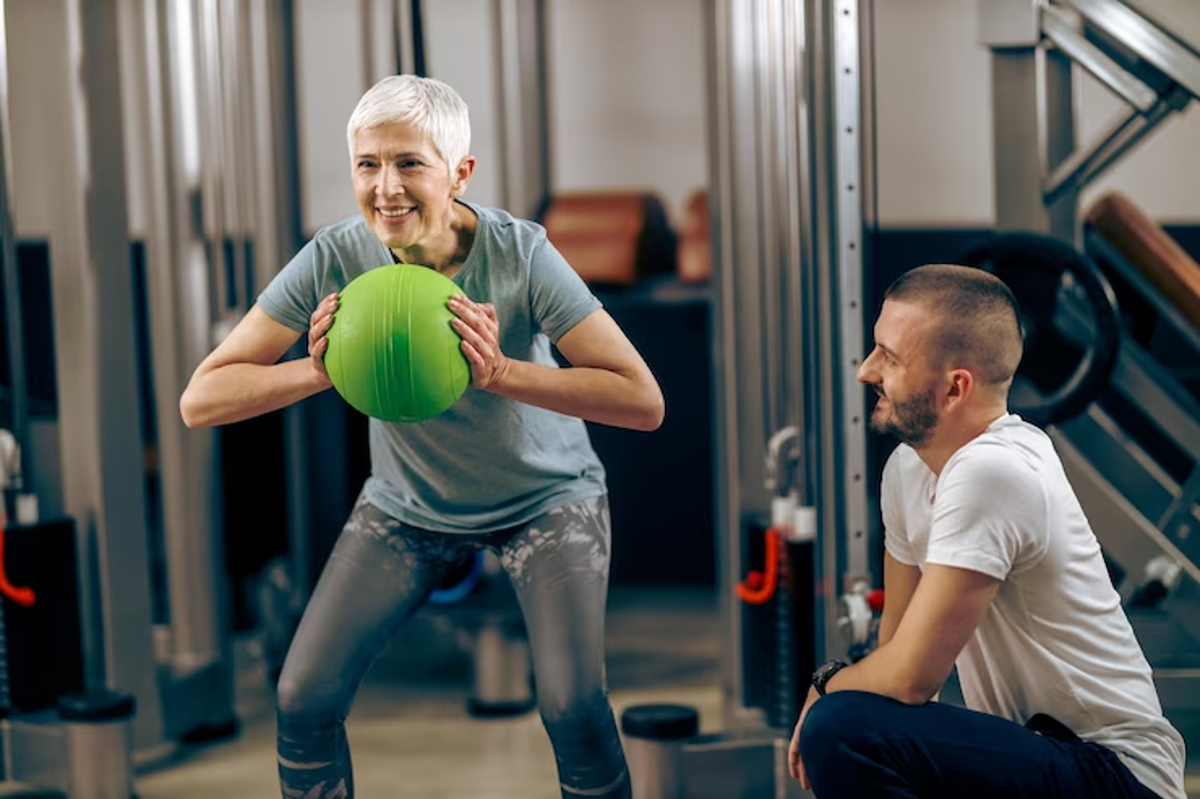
[{"xmin": 451, "ymin": 156, "xmax": 477, "ymax": 197}]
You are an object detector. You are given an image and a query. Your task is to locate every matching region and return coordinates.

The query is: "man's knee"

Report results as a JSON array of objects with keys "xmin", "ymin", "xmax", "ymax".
[{"xmin": 799, "ymin": 691, "xmax": 886, "ymax": 767}]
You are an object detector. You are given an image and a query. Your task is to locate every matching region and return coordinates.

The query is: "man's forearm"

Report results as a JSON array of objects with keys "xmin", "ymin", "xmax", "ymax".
[{"xmin": 823, "ymin": 643, "xmax": 938, "ymax": 706}]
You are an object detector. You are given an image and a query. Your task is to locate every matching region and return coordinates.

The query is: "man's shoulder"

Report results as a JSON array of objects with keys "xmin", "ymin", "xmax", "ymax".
[{"xmin": 883, "ymin": 443, "xmax": 924, "ymax": 480}]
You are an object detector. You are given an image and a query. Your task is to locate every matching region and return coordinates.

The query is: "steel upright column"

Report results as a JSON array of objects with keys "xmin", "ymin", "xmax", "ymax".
[
  {"xmin": 982, "ymin": 0, "xmax": 1077, "ymax": 240},
  {"xmin": 710, "ymin": 0, "xmax": 873, "ymax": 727},
  {"xmin": 41, "ymin": 0, "xmax": 162, "ymax": 750},
  {"xmin": 493, "ymin": 0, "xmax": 549, "ymax": 220}
]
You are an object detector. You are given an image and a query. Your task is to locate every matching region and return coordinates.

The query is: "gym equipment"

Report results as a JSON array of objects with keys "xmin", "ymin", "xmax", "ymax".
[
  {"xmin": 56, "ymin": 691, "xmax": 136, "ymax": 799},
  {"xmin": 981, "ymin": 0, "xmax": 1200, "ymax": 715},
  {"xmin": 324, "ymin": 264, "xmax": 471, "ymax": 423},
  {"xmin": 958, "ymin": 231, "xmax": 1122, "ymax": 428},
  {"xmin": 539, "ymin": 192, "xmax": 677, "ymax": 286},
  {"xmin": 620, "ymin": 704, "xmax": 699, "ymax": 799}
]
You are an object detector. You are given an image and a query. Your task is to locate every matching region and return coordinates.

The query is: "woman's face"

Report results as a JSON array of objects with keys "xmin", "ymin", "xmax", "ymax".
[{"xmin": 350, "ymin": 121, "xmax": 470, "ymax": 253}]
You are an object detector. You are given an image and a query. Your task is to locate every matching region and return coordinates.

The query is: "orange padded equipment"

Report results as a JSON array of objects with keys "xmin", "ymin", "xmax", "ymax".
[
  {"xmin": 540, "ymin": 192, "xmax": 676, "ymax": 286},
  {"xmin": 676, "ymin": 189, "xmax": 711, "ymax": 284},
  {"xmin": 1086, "ymin": 191, "xmax": 1200, "ymax": 330}
]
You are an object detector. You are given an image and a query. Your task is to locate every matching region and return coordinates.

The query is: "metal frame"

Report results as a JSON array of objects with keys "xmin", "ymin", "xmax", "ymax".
[
  {"xmin": 493, "ymin": 0, "xmax": 549, "ymax": 221},
  {"xmin": 709, "ymin": 0, "xmax": 874, "ymax": 729},
  {"xmin": 982, "ymin": 0, "xmax": 1200, "ymax": 709}
]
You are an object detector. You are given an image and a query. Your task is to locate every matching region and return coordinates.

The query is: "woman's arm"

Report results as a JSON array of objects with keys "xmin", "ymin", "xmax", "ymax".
[
  {"xmin": 180, "ymin": 298, "xmax": 336, "ymax": 428},
  {"xmin": 449, "ymin": 298, "xmax": 664, "ymax": 431}
]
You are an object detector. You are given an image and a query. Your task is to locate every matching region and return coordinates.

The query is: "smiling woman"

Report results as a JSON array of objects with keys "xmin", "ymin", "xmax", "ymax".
[{"xmin": 178, "ymin": 74, "xmax": 664, "ymax": 799}]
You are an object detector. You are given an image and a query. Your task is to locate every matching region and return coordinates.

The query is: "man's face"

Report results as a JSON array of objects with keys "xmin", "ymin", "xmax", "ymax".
[
  {"xmin": 351, "ymin": 122, "xmax": 462, "ymax": 252},
  {"xmin": 857, "ymin": 300, "xmax": 942, "ymax": 448}
]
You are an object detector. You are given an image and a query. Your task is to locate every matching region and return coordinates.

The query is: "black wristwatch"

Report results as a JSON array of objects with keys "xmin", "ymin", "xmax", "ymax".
[{"xmin": 811, "ymin": 659, "xmax": 849, "ymax": 696}]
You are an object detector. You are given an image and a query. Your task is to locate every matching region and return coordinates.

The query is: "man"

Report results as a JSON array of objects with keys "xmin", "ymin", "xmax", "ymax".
[{"xmin": 788, "ymin": 264, "xmax": 1185, "ymax": 798}]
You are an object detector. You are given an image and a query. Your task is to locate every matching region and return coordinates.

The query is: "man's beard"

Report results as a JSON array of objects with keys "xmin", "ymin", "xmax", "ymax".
[{"xmin": 870, "ymin": 387, "xmax": 939, "ymax": 447}]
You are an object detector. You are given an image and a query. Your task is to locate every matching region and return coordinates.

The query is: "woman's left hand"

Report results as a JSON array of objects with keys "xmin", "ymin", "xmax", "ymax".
[{"xmin": 449, "ymin": 295, "xmax": 510, "ymax": 390}]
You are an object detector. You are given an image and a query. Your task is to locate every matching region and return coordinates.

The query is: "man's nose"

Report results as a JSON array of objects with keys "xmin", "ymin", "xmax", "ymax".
[{"xmin": 857, "ymin": 350, "xmax": 877, "ymax": 384}]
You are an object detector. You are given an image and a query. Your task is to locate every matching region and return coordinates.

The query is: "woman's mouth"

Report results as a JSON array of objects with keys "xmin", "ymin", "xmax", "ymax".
[{"xmin": 378, "ymin": 207, "xmax": 415, "ymax": 221}]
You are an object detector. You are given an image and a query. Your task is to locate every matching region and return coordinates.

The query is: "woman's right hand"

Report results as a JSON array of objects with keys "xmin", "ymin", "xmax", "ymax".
[{"xmin": 308, "ymin": 292, "xmax": 339, "ymax": 386}]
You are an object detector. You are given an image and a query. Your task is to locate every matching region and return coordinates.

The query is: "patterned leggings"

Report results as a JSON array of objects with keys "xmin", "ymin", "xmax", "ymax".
[{"xmin": 275, "ymin": 494, "xmax": 629, "ymax": 799}]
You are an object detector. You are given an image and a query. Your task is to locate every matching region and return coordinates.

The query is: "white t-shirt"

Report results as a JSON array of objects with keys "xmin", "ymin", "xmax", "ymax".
[{"xmin": 883, "ymin": 414, "xmax": 1185, "ymax": 799}]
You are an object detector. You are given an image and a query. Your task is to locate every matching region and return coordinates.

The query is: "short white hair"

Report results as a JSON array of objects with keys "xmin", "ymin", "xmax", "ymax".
[{"xmin": 346, "ymin": 75, "xmax": 471, "ymax": 175}]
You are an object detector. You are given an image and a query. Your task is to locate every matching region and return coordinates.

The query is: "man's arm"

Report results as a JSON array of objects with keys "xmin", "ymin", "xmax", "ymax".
[
  {"xmin": 824, "ymin": 563, "xmax": 1000, "ymax": 704},
  {"xmin": 878, "ymin": 552, "xmax": 922, "ymax": 647}
]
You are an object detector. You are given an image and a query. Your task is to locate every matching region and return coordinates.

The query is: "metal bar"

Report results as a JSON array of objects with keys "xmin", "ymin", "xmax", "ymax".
[
  {"xmin": 1044, "ymin": 99, "xmax": 1176, "ymax": 205},
  {"xmin": 0, "ymin": 0, "xmax": 28, "ymax": 495},
  {"xmin": 395, "ymin": 0, "xmax": 416, "ymax": 75},
  {"xmin": 1111, "ymin": 337, "xmax": 1200, "ymax": 463},
  {"xmin": 1061, "ymin": 0, "xmax": 1200, "ymax": 100},
  {"xmin": 492, "ymin": 0, "xmax": 549, "ymax": 222},
  {"xmin": 54, "ymin": 0, "xmax": 162, "ymax": 750},
  {"xmin": 1072, "ymin": 100, "xmax": 1175, "ymax": 189},
  {"xmin": 159, "ymin": 0, "xmax": 224, "ymax": 679},
  {"xmin": 1041, "ymin": 4, "xmax": 1158, "ymax": 112},
  {"xmin": 1054, "ymin": 429, "xmax": 1200, "ymax": 589},
  {"xmin": 1085, "ymin": 231, "xmax": 1200, "ymax": 354},
  {"xmin": 833, "ymin": 0, "xmax": 868, "ymax": 586},
  {"xmin": 1043, "ymin": 104, "xmax": 1143, "ymax": 203},
  {"xmin": 782, "ymin": 0, "xmax": 809, "ymax": 498},
  {"xmin": 990, "ymin": 47, "xmax": 1076, "ymax": 238},
  {"xmin": 758, "ymin": 0, "xmax": 783, "ymax": 439}
]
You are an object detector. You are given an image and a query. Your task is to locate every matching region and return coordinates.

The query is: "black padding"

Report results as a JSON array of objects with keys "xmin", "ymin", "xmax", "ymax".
[
  {"xmin": 620, "ymin": 703, "xmax": 700, "ymax": 740},
  {"xmin": 56, "ymin": 690, "xmax": 136, "ymax": 722},
  {"xmin": 959, "ymin": 232, "xmax": 1122, "ymax": 427}
]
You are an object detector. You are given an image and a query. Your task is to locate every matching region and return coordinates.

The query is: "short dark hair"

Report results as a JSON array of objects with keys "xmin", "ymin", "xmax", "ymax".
[{"xmin": 884, "ymin": 264, "xmax": 1024, "ymax": 387}]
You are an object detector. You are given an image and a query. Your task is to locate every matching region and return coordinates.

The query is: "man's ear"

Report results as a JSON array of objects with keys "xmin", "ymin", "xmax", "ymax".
[{"xmin": 945, "ymin": 368, "xmax": 973, "ymax": 410}]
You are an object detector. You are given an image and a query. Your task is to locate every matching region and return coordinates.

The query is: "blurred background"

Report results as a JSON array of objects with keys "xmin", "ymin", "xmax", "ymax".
[{"xmin": 0, "ymin": 0, "xmax": 1198, "ymax": 797}]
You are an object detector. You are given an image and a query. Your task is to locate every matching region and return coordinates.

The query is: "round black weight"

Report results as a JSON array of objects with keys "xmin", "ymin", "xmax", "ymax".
[
  {"xmin": 958, "ymin": 232, "xmax": 1121, "ymax": 427},
  {"xmin": 620, "ymin": 703, "xmax": 700, "ymax": 740}
]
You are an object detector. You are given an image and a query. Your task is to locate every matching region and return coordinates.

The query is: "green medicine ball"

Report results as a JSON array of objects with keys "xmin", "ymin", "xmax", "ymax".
[{"xmin": 324, "ymin": 264, "xmax": 471, "ymax": 423}]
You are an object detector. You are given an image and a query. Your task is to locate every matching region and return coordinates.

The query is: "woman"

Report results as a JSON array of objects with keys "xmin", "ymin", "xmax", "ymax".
[{"xmin": 180, "ymin": 74, "xmax": 663, "ymax": 799}]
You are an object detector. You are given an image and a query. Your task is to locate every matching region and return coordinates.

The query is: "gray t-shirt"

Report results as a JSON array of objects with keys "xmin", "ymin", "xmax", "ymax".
[{"xmin": 257, "ymin": 201, "xmax": 608, "ymax": 532}]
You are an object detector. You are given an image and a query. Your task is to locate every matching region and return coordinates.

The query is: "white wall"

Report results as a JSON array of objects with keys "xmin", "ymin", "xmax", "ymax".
[
  {"xmin": 874, "ymin": 0, "xmax": 1200, "ymax": 227},
  {"xmin": 546, "ymin": 0, "xmax": 709, "ymax": 223},
  {"xmin": 293, "ymin": 0, "xmax": 710, "ymax": 234}
]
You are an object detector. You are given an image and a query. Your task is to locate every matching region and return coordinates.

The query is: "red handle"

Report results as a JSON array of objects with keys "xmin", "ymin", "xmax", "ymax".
[
  {"xmin": 0, "ymin": 521, "xmax": 36, "ymax": 607},
  {"xmin": 736, "ymin": 528, "xmax": 780, "ymax": 605}
]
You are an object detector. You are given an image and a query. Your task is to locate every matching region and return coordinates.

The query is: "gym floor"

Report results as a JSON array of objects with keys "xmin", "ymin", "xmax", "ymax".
[{"xmin": 82, "ymin": 587, "xmax": 1200, "ymax": 798}]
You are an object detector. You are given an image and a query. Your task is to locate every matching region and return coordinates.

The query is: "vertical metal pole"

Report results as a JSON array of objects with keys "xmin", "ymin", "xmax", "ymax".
[
  {"xmin": 708, "ymin": 0, "xmax": 745, "ymax": 720},
  {"xmin": 493, "ymin": 0, "xmax": 549, "ymax": 220},
  {"xmin": 983, "ymin": 0, "xmax": 1076, "ymax": 241},
  {"xmin": 0, "ymin": 0, "xmax": 27, "ymax": 496},
  {"xmin": 831, "ymin": 0, "xmax": 868, "ymax": 591},
  {"xmin": 55, "ymin": 0, "xmax": 163, "ymax": 750},
  {"xmin": 153, "ymin": 0, "xmax": 224, "ymax": 681}
]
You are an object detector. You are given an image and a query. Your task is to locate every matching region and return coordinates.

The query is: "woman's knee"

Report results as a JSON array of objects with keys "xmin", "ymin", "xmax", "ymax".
[
  {"xmin": 538, "ymin": 688, "xmax": 616, "ymax": 746},
  {"xmin": 276, "ymin": 672, "xmax": 343, "ymax": 722}
]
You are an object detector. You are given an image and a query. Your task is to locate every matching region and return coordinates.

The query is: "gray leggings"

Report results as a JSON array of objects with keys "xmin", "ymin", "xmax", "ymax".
[{"xmin": 275, "ymin": 493, "xmax": 629, "ymax": 799}]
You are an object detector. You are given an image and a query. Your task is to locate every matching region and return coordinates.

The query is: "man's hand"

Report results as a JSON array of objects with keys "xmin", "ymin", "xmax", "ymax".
[{"xmin": 788, "ymin": 686, "xmax": 821, "ymax": 790}]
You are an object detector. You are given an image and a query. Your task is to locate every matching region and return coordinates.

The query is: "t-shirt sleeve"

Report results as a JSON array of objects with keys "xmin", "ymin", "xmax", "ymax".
[
  {"xmin": 256, "ymin": 235, "xmax": 328, "ymax": 332},
  {"xmin": 926, "ymin": 444, "xmax": 1048, "ymax": 581},
  {"xmin": 882, "ymin": 449, "xmax": 918, "ymax": 566},
  {"xmin": 529, "ymin": 236, "xmax": 602, "ymax": 343}
]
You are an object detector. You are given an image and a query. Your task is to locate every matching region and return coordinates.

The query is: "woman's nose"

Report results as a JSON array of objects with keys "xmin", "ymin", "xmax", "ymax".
[{"xmin": 379, "ymin": 165, "xmax": 404, "ymax": 197}]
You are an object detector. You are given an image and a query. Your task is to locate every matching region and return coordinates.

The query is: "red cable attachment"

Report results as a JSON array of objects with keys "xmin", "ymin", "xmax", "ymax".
[
  {"xmin": 0, "ymin": 521, "xmax": 36, "ymax": 608},
  {"xmin": 736, "ymin": 528, "xmax": 780, "ymax": 605}
]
